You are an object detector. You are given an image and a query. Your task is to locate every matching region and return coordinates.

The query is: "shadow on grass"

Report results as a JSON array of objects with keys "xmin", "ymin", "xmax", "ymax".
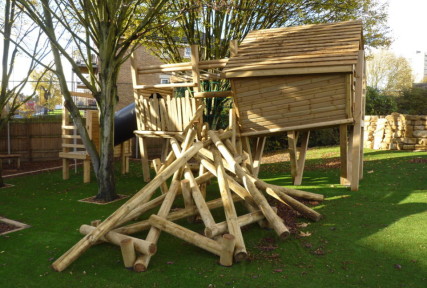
[{"xmin": 259, "ymin": 150, "xmax": 427, "ymax": 286}]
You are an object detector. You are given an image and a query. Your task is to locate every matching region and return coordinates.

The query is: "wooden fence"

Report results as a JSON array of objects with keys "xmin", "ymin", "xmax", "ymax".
[
  {"xmin": 0, "ymin": 118, "xmax": 161, "ymax": 162},
  {"xmin": 0, "ymin": 119, "xmax": 62, "ymax": 162}
]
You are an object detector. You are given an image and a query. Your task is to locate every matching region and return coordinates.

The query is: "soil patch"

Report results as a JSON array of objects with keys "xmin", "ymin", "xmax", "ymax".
[
  {"xmin": 408, "ymin": 157, "xmax": 427, "ymax": 163},
  {"xmin": 79, "ymin": 194, "xmax": 129, "ymax": 205},
  {"xmin": 0, "ymin": 217, "xmax": 31, "ymax": 235}
]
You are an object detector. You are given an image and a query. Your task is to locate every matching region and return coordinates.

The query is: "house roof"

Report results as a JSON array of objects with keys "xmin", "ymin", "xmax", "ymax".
[{"xmin": 224, "ymin": 20, "xmax": 363, "ymax": 78}]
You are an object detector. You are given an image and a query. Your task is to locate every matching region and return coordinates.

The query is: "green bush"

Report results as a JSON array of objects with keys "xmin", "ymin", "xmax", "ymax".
[
  {"xmin": 397, "ymin": 87, "xmax": 427, "ymax": 115},
  {"xmin": 365, "ymin": 86, "xmax": 397, "ymax": 115}
]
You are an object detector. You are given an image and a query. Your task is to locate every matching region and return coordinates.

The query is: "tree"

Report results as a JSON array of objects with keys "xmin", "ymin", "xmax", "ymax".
[
  {"xmin": 365, "ymin": 86, "xmax": 397, "ymax": 115},
  {"xmin": 366, "ymin": 50, "xmax": 413, "ymax": 96},
  {"xmin": 30, "ymin": 69, "xmax": 62, "ymax": 113},
  {"xmin": 397, "ymin": 87, "xmax": 427, "ymax": 115},
  {"xmin": 18, "ymin": 0, "xmax": 168, "ymax": 201},
  {"xmin": 145, "ymin": 0, "xmax": 392, "ymax": 129},
  {"xmin": 0, "ymin": 0, "xmax": 50, "ymax": 187}
]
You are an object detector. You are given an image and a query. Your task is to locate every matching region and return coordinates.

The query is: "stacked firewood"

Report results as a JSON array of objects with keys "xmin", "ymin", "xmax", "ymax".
[{"xmin": 51, "ymin": 106, "xmax": 324, "ymax": 272}]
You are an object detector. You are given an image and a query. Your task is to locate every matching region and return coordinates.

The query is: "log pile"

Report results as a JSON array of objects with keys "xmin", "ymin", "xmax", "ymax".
[
  {"xmin": 364, "ymin": 113, "xmax": 427, "ymax": 151},
  {"xmin": 51, "ymin": 106, "xmax": 324, "ymax": 272}
]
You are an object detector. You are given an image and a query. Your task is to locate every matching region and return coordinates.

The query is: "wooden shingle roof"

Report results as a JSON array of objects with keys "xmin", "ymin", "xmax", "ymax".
[{"xmin": 224, "ymin": 20, "xmax": 363, "ymax": 78}]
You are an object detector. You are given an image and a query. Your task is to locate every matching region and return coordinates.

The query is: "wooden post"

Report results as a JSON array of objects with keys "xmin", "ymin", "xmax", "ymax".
[
  {"xmin": 294, "ymin": 131, "xmax": 310, "ymax": 185},
  {"xmin": 199, "ymin": 122, "xmax": 209, "ymax": 199},
  {"xmin": 120, "ymin": 238, "xmax": 136, "ymax": 269},
  {"xmin": 62, "ymin": 159, "xmax": 70, "ymax": 180},
  {"xmin": 347, "ymin": 127, "xmax": 354, "ymax": 186},
  {"xmin": 351, "ymin": 50, "xmax": 365, "ymax": 191},
  {"xmin": 190, "ymin": 45, "xmax": 203, "ymax": 137},
  {"xmin": 287, "ymin": 130, "xmax": 298, "ymax": 182},
  {"xmin": 229, "ymin": 108, "xmax": 237, "ymax": 148},
  {"xmin": 252, "ymin": 136, "xmax": 266, "ymax": 178},
  {"xmin": 83, "ymin": 159, "xmax": 90, "ymax": 183},
  {"xmin": 339, "ymin": 124, "xmax": 349, "ymax": 185},
  {"xmin": 62, "ymin": 105, "xmax": 70, "ymax": 180},
  {"xmin": 241, "ymin": 136, "xmax": 253, "ymax": 173},
  {"xmin": 213, "ymin": 147, "xmax": 247, "ymax": 262},
  {"xmin": 131, "ymin": 52, "xmax": 151, "ymax": 183}
]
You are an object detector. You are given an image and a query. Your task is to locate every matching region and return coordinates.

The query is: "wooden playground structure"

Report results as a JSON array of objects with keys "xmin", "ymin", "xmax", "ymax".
[
  {"xmin": 52, "ymin": 20, "xmax": 365, "ymax": 272},
  {"xmin": 59, "ymin": 92, "xmax": 132, "ymax": 183}
]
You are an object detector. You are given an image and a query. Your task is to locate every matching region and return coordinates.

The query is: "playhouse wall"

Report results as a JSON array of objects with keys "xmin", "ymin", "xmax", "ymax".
[{"xmin": 234, "ymin": 73, "xmax": 351, "ymax": 135}]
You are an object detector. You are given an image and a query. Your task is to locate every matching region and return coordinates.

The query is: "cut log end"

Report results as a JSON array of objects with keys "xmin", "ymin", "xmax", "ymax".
[
  {"xmin": 133, "ymin": 263, "xmax": 147, "ymax": 272},
  {"xmin": 219, "ymin": 234, "xmax": 235, "ymax": 267},
  {"xmin": 279, "ymin": 231, "xmax": 291, "ymax": 240},
  {"xmin": 51, "ymin": 263, "xmax": 63, "ymax": 272},
  {"xmin": 148, "ymin": 243, "xmax": 157, "ymax": 255},
  {"xmin": 234, "ymin": 251, "xmax": 248, "ymax": 262}
]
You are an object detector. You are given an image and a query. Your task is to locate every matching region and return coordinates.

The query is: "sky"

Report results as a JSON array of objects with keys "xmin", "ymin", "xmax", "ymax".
[
  {"xmin": 3, "ymin": 0, "xmax": 427, "ymax": 90},
  {"xmin": 386, "ymin": 0, "xmax": 427, "ymax": 81}
]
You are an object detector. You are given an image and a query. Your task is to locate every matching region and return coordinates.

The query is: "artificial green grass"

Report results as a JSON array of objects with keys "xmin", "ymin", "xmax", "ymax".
[{"xmin": 0, "ymin": 148, "xmax": 426, "ymax": 288}]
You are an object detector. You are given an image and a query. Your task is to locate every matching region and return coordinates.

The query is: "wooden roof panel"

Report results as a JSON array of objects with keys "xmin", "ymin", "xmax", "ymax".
[{"xmin": 224, "ymin": 20, "xmax": 363, "ymax": 74}]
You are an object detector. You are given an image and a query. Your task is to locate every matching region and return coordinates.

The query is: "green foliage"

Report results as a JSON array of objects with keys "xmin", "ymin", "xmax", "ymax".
[
  {"xmin": 264, "ymin": 128, "xmax": 340, "ymax": 153},
  {"xmin": 30, "ymin": 69, "xmax": 62, "ymax": 111},
  {"xmin": 397, "ymin": 87, "xmax": 427, "ymax": 115},
  {"xmin": 309, "ymin": 128, "xmax": 340, "ymax": 147},
  {"xmin": 365, "ymin": 86, "xmax": 397, "ymax": 115}
]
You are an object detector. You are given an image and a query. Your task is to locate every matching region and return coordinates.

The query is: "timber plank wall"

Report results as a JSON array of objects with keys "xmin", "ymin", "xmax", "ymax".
[
  {"xmin": 0, "ymin": 119, "xmax": 161, "ymax": 162},
  {"xmin": 0, "ymin": 119, "xmax": 62, "ymax": 162}
]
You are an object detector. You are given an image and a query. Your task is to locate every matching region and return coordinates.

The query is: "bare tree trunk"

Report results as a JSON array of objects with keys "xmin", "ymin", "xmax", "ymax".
[
  {"xmin": 95, "ymin": 89, "xmax": 117, "ymax": 201},
  {"xmin": 94, "ymin": 52, "xmax": 119, "ymax": 201}
]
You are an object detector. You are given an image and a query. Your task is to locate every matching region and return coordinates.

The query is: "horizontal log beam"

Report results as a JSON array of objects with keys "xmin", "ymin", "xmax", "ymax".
[{"xmin": 240, "ymin": 118, "xmax": 354, "ymax": 137}]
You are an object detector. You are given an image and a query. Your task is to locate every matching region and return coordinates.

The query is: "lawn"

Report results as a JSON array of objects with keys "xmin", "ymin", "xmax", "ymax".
[{"xmin": 0, "ymin": 147, "xmax": 426, "ymax": 288}]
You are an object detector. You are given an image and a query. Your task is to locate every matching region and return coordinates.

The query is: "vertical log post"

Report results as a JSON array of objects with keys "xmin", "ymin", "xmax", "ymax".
[
  {"xmin": 339, "ymin": 124, "xmax": 349, "ymax": 185},
  {"xmin": 252, "ymin": 136, "xmax": 266, "ymax": 178},
  {"xmin": 350, "ymin": 50, "xmax": 365, "ymax": 191},
  {"xmin": 213, "ymin": 147, "xmax": 247, "ymax": 262},
  {"xmin": 131, "ymin": 52, "xmax": 151, "ymax": 182},
  {"xmin": 294, "ymin": 131, "xmax": 310, "ymax": 186},
  {"xmin": 120, "ymin": 238, "xmax": 136, "ymax": 269},
  {"xmin": 287, "ymin": 130, "xmax": 298, "ymax": 182},
  {"xmin": 83, "ymin": 159, "xmax": 91, "ymax": 183}
]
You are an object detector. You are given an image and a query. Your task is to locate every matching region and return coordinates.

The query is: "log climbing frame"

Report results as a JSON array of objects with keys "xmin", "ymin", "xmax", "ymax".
[{"xmin": 52, "ymin": 20, "xmax": 365, "ymax": 272}]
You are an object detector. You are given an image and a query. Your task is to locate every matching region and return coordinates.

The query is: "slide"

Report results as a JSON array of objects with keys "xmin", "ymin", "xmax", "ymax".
[{"xmin": 114, "ymin": 103, "xmax": 137, "ymax": 145}]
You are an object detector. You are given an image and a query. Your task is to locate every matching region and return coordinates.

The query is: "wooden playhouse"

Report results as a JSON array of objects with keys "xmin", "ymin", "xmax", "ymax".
[{"xmin": 224, "ymin": 20, "xmax": 365, "ymax": 191}]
